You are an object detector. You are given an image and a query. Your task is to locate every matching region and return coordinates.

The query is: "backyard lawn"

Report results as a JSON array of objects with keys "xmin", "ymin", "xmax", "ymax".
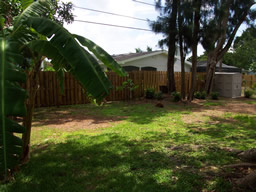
[{"xmin": 1, "ymin": 97, "xmax": 256, "ymax": 192}]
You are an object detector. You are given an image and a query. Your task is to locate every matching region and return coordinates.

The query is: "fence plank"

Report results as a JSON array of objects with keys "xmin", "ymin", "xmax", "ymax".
[{"xmin": 32, "ymin": 71, "xmax": 254, "ymax": 107}]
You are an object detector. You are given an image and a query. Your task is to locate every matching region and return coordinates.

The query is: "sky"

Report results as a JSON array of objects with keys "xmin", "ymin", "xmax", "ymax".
[
  {"xmin": 63, "ymin": 0, "xmax": 247, "ymax": 57},
  {"xmin": 63, "ymin": 0, "xmax": 167, "ymax": 55}
]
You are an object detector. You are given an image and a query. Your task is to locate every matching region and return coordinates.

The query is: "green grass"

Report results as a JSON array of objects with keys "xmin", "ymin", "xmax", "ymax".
[
  {"xmin": 242, "ymin": 100, "xmax": 256, "ymax": 105},
  {"xmin": 1, "ymin": 100, "xmax": 255, "ymax": 192},
  {"xmin": 203, "ymin": 100, "xmax": 224, "ymax": 107}
]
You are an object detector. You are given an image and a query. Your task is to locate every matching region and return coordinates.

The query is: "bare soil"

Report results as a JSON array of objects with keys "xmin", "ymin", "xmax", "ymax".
[
  {"xmin": 32, "ymin": 97, "xmax": 255, "ymax": 131},
  {"xmin": 32, "ymin": 110, "xmax": 122, "ymax": 131},
  {"xmin": 182, "ymin": 98, "xmax": 256, "ymax": 124}
]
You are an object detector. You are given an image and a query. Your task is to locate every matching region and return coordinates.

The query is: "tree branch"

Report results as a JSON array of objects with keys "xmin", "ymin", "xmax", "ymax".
[{"xmin": 217, "ymin": 7, "xmax": 253, "ymax": 60}]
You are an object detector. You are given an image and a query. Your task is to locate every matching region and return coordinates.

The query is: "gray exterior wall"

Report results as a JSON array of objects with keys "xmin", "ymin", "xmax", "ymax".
[{"xmin": 213, "ymin": 72, "xmax": 242, "ymax": 98}]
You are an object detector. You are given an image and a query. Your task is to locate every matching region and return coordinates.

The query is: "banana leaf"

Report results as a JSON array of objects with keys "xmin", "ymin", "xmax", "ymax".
[
  {"xmin": 73, "ymin": 34, "xmax": 127, "ymax": 76},
  {"xmin": 0, "ymin": 38, "xmax": 27, "ymax": 176},
  {"xmin": 25, "ymin": 17, "xmax": 117, "ymax": 101}
]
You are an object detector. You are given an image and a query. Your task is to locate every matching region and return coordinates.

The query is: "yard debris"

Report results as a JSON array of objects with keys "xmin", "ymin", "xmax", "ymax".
[
  {"xmin": 238, "ymin": 148, "xmax": 256, "ymax": 162},
  {"xmin": 155, "ymin": 102, "xmax": 164, "ymax": 108}
]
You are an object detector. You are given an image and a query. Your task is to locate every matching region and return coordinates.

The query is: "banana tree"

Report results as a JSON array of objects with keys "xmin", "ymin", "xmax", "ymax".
[
  {"xmin": 0, "ymin": 34, "xmax": 27, "ymax": 179},
  {"xmin": 0, "ymin": 0, "xmax": 126, "ymax": 178}
]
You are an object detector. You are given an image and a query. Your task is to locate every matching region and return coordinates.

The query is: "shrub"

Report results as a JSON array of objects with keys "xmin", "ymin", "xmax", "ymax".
[
  {"xmin": 200, "ymin": 91, "xmax": 207, "ymax": 99},
  {"xmin": 210, "ymin": 92, "xmax": 219, "ymax": 100},
  {"xmin": 194, "ymin": 91, "xmax": 201, "ymax": 99},
  {"xmin": 194, "ymin": 91, "xmax": 207, "ymax": 99},
  {"xmin": 244, "ymin": 88, "xmax": 254, "ymax": 98},
  {"xmin": 145, "ymin": 88, "xmax": 155, "ymax": 99},
  {"xmin": 171, "ymin": 91, "xmax": 181, "ymax": 102},
  {"xmin": 155, "ymin": 91, "xmax": 163, "ymax": 100}
]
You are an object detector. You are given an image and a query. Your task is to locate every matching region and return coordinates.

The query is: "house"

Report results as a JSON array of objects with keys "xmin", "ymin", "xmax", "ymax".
[
  {"xmin": 110, "ymin": 50, "xmax": 192, "ymax": 72},
  {"xmin": 197, "ymin": 61, "xmax": 242, "ymax": 73}
]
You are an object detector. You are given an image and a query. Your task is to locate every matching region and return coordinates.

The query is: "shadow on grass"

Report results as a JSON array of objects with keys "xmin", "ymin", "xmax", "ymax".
[
  {"xmin": 187, "ymin": 114, "xmax": 256, "ymax": 148},
  {"xmin": 3, "ymin": 133, "xmax": 216, "ymax": 192},
  {"xmin": 32, "ymin": 101, "xmax": 204, "ymax": 128}
]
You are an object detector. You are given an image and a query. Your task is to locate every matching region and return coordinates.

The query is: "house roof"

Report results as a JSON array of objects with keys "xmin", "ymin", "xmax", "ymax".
[
  {"xmin": 197, "ymin": 61, "xmax": 239, "ymax": 69},
  {"xmin": 112, "ymin": 50, "xmax": 192, "ymax": 66},
  {"xmin": 197, "ymin": 61, "xmax": 241, "ymax": 73},
  {"xmin": 112, "ymin": 50, "xmax": 168, "ymax": 64}
]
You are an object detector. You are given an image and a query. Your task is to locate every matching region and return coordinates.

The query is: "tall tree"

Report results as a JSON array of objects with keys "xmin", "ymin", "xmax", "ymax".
[
  {"xmin": 177, "ymin": 1, "xmax": 193, "ymax": 99},
  {"xmin": 188, "ymin": 0, "xmax": 202, "ymax": 101},
  {"xmin": 150, "ymin": 0, "xmax": 178, "ymax": 93},
  {"xmin": 201, "ymin": 0, "xmax": 256, "ymax": 94}
]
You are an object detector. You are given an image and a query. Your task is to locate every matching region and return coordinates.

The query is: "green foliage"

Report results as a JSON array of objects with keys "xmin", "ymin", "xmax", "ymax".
[
  {"xmin": 0, "ymin": 0, "xmax": 125, "ymax": 178},
  {"xmin": 210, "ymin": 92, "xmax": 219, "ymax": 100},
  {"xmin": 171, "ymin": 91, "xmax": 181, "ymax": 102},
  {"xmin": 187, "ymin": 52, "xmax": 208, "ymax": 62},
  {"xmin": 223, "ymin": 27, "xmax": 256, "ymax": 72},
  {"xmin": 117, "ymin": 79, "xmax": 139, "ymax": 92},
  {"xmin": 200, "ymin": 91, "xmax": 207, "ymax": 99},
  {"xmin": 145, "ymin": 88, "xmax": 155, "ymax": 99},
  {"xmin": 155, "ymin": 91, "xmax": 163, "ymax": 100},
  {"xmin": 194, "ymin": 91, "xmax": 201, "ymax": 99},
  {"xmin": 135, "ymin": 48, "xmax": 142, "ymax": 53},
  {"xmin": 194, "ymin": 91, "xmax": 207, "ymax": 99},
  {"xmin": 0, "ymin": 0, "xmax": 74, "ymax": 27},
  {"xmin": 73, "ymin": 34, "xmax": 126, "ymax": 77},
  {"xmin": 0, "ymin": 38, "xmax": 26, "ymax": 177},
  {"xmin": 26, "ymin": 17, "xmax": 126, "ymax": 101},
  {"xmin": 244, "ymin": 88, "xmax": 254, "ymax": 98},
  {"xmin": 146, "ymin": 46, "xmax": 152, "ymax": 52}
]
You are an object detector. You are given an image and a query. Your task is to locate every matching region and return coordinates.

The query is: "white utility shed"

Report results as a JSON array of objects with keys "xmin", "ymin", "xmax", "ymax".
[{"xmin": 213, "ymin": 72, "xmax": 242, "ymax": 98}]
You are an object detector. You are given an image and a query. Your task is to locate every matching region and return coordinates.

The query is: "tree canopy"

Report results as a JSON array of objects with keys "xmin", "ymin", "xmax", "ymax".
[{"xmin": 223, "ymin": 27, "xmax": 256, "ymax": 72}]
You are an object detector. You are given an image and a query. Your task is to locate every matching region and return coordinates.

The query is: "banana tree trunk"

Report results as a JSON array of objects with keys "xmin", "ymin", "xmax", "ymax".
[{"xmin": 20, "ymin": 61, "xmax": 41, "ymax": 164}]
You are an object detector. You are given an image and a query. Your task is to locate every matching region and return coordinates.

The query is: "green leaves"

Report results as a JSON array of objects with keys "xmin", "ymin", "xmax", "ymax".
[
  {"xmin": 20, "ymin": 0, "xmax": 34, "ymax": 10},
  {"xmin": 0, "ymin": 16, "xmax": 5, "ymax": 30},
  {"xmin": 0, "ymin": 38, "xmax": 26, "ymax": 176},
  {"xmin": 74, "ymin": 34, "xmax": 127, "ymax": 77},
  {"xmin": 14, "ymin": 0, "xmax": 51, "ymax": 26},
  {"xmin": 25, "ymin": 17, "xmax": 124, "ymax": 101}
]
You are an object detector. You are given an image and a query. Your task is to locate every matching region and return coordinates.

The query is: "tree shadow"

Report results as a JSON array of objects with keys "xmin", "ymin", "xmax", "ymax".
[
  {"xmin": 186, "ymin": 114, "xmax": 256, "ymax": 149},
  {"xmin": 6, "ymin": 133, "xmax": 210, "ymax": 192},
  {"xmin": 32, "ymin": 101, "xmax": 200, "ymax": 127}
]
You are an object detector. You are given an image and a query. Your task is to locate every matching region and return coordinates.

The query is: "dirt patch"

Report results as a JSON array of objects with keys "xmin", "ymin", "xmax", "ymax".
[
  {"xmin": 32, "ymin": 97, "xmax": 255, "ymax": 131},
  {"xmin": 32, "ymin": 112, "xmax": 123, "ymax": 131},
  {"xmin": 182, "ymin": 98, "xmax": 256, "ymax": 124}
]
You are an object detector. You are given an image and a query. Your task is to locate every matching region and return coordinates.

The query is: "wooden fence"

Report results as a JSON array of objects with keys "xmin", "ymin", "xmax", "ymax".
[
  {"xmin": 27, "ymin": 71, "xmax": 207, "ymax": 107},
  {"xmin": 243, "ymin": 74, "xmax": 256, "ymax": 88}
]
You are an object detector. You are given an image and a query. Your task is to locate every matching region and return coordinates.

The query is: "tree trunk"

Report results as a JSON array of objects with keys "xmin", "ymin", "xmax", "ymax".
[
  {"xmin": 219, "ymin": 59, "xmax": 223, "ymax": 72},
  {"xmin": 205, "ymin": 52, "xmax": 218, "ymax": 94},
  {"xmin": 236, "ymin": 171, "xmax": 256, "ymax": 190},
  {"xmin": 20, "ymin": 61, "xmax": 41, "ymax": 164},
  {"xmin": 188, "ymin": 0, "xmax": 201, "ymax": 101},
  {"xmin": 180, "ymin": 53, "xmax": 186, "ymax": 100},
  {"xmin": 167, "ymin": 0, "xmax": 178, "ymax": 93},
  {"xmin": 178, "ymin": 1, "xmax": 186, "ymax": 100}
]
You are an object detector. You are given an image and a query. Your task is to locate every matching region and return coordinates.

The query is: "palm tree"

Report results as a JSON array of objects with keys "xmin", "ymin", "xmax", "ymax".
[{"xmin": 0, "ymin": 0, "xmax": 126, "ymax": 179}]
